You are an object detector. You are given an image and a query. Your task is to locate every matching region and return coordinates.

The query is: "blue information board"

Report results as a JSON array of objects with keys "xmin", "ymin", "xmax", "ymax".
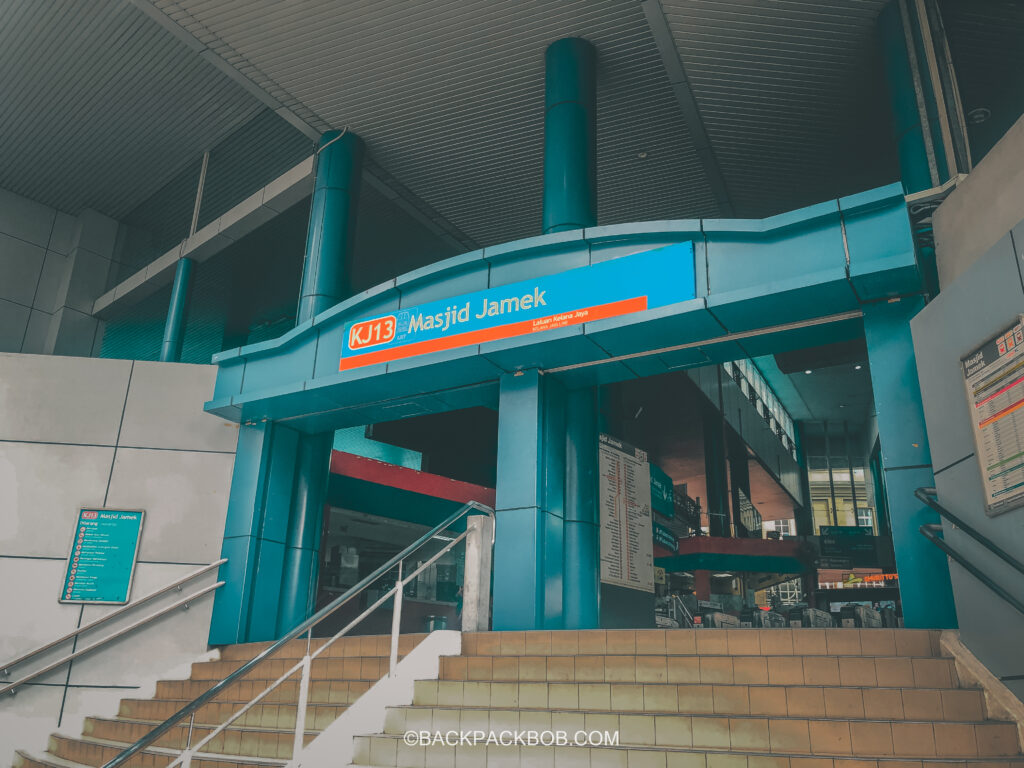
[{"xmin": 61, "ymin": 509, "xmax": 145, "ymax": 604}]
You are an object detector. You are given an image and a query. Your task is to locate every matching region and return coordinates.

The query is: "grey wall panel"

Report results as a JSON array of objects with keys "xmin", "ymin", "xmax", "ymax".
[
  {"xmin": 0, "ymin": 353, "xmax": 132, "ymax": 444},
  {"xmin": 912, "ymin": 234, "xmax": 1024, "ymax": 472}
]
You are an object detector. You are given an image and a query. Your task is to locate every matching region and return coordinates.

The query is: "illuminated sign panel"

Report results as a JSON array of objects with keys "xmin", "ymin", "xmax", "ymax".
[{"xmin": 339, "ymin": 242, "xmax": 696, "ymax": 372}]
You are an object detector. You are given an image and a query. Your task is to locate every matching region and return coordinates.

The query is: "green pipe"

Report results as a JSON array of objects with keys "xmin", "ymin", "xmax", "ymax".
[{"xmin": 159, "ymin": 257, "xmax": 194, "ymax": 363}]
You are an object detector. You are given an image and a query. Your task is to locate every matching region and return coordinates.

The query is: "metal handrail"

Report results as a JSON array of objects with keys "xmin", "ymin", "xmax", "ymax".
[
  {"xmin": 669, "ymin": 595, "xmax": 695, "ymax": 628},
  {"xmin": 102, "ymin": 499, "xmax": 494, "ymax": 768},
  {"xmin": 920, "ymin": 524, "xmax": 1024, "ymax": 616},
  {"xmin": 1, "ymin": 558, "xmax": 226, "ymax": 685},
  {"xmin": 915, "ymin": 488, "xmax": 1024, "ymax": 578},
  {"xmin": 0, "ymin": 581, "xmax": 224, "ymax": 697}
]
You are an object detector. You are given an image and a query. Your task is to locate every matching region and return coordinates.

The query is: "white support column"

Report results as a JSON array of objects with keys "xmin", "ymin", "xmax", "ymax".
[{"xmin": 461, "ymin": 513, "xmax": 494, "ymax": 632}]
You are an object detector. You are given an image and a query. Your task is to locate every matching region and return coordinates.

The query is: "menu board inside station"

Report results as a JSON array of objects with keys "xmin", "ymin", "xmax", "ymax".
[
  {"xmin": 598, "ymin": 434, "xmax": 654, "ymax": 593},
  {"xmin": 61, "ymin": 509, "xmax": 145, "ymax": 604},
  {"xmin": 962, "ymin": 316, "xmax": 1024, "ymax": 516}
]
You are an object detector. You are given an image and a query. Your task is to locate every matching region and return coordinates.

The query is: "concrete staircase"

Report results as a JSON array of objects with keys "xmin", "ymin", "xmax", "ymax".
[
  {"xmin": 11, "ymin": 629, "xmax": 1024, "ymax": 768},
  {"xmin": 354, "ymin": 629, "xmax": 1024, "ymax": 767},
  {"xmin": 12, "ymin": 634, "xmax": 425, "ymax": 768}
]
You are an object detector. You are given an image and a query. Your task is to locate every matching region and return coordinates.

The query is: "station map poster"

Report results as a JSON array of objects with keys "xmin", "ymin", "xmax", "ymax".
[
  {"xmin": 598, "ymin": 433, "xmax": 654, "ymax": 593},
  {"xmin": 962, "ymin": 316, "xmax": 1024, "ymax": 516},
  {"xmin": 61, "ymin": 509, "xmax": 145, "ymax": 604}
]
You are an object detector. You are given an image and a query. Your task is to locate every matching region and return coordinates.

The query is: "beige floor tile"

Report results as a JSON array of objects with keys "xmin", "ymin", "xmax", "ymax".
[
  {"xmin": 748, "ymin": 685, "xmax": 788, "ymax": 717},
  {"xmin": 730, "ymin": 716, "xmax": 770, "ymax": 750},
  {"xmin": 654, "ymin": 714, "xmax": 692, "ymax": 747},
  {"xmin": 786, "ymin": 686, "xmax": 824, "ymax": 717},
  {"xmin": 760, "ymin": 630, "xmax": 795, "ymax": 656},
  {"xmin": 547, "ymin": 656, "xmax": 575, "ymax": 682},
  {"xmin": 525, "ymin": 630, "xmax": 551, "ymax": 655},
  {"xmin": 849, "ymin": 721, "xmax": 893, "ymax": 756},
  {"xmin": 733, "ymin": 657, "xmax": 769, "ymax": 684},
  {"xmin": 519, "ymin": 682, "xmax": 548, "ymax": 708},
  {"xmin": 838, "ymin": 657, "xmax": 878, "ymax": 687},
  {"xmin": 712, "ymin": 684, "xmax": 750, "ymax": 715},
  {"xmin": 901, "ymin": 689, "xmax": 943, "ymax": 720},
  {"xmin": 607, "ymin": 656, "xmax": 638, "ymax": 683},
  {"xmin": 792, "ymin": 629, "xmax": 827, "ymax": 656},
  {"xmin": 637, "ymin": 630, "xmax": 668, "ymax": 654},
  {"xmin": 611, "ymin": 683, "xmax": 646, "ymax": 711},
  {"xmin": 768, "ymin": 718, "xmax": 811, "ymax": 754},
  {"xmin": 894, "ymin": 630, "xmax": 934, "ymax": 657},
  {"xmin": 699, "ymin": 657, "xmax": 734, "ymax": 684},
  {"xmin": 499, "ymin": 631, "xmax": 526, "ymax": 656},
  {"xmin": 692, "ymin": 715, "xmax": 732, "ymax": 749},
  {"xmin": 874, "ymin": 657, "xmax": 915, "ymax": 687},
  {"xmin": 976, "ymin": 723, "xmax": 1021, "ymax": 757},
  {"xmin": 826, "ymin": 629, "xmax": 862, "ymax": 656},
  {"xmin": 933, "ymin": 722, "xmax": 978, "ymax": 757},
  {"xmin": 809, "ymin": 719, "xmax": 852, "ymax": 755},
  {"xmin": 911, "ymin": 658, "xmax": 953, "ymax": 689},
  {"xmin": 727, "ymin": 629, "xmax": 761, "ymax": 655},
  {"xmin": 767, "ymin": 657, "xmax": 805, "ymax": 686},
  {"xmin": 665, "ymin": 630, "xmax": 697, "ymax": 655},
  {"xmin": 859, "ymin": 629, "xmax": 897, "ymax": 656},
  {"xmin": 550, "ymin": 630, "xmax": 581, "ymax": 656},
  {"xmin": 941, "ymin": 689, "xmax": 984, "ymax": 721},
  {"xmin": 668, "ymin": 657, "xmax": 702, "ymax": 684},
  {"xmin": 579, "ymin": 630, "xmax": 609, "ymax": 654},
  {"xmin": 578, "ymin": 655, "xmax": 607, "ymax": 682},
  {"xmin": 859, "ymin": 688, "xmax": 900, "ymax": 720},
  {"xmin": 891, "ymin": 722, "xmax": 936, "ymax": 757},
  {"xmin": 607, "ymin": 630, "xmax": 638, "ymax": 654},
  {"xmin": 644, "ymin": 684, "xmax": 679, "ymax": 712},
  {"xmin": 583, "ymin": 682, "xmax": 613, "ymax": 710},
  {"xmin": 696, "ymin": 631, "xmax": 729, "ymax": 655},
  {"xmin": 636, "ymin": 656, "xmax": 669, "ymax": 683},
  {"xmin": 678, "ymin": 684, "xmax": 716, "ymax": 714},
  {"xmin": 549, "ymin": 682, "xmax": 580, "ymax": 709}
]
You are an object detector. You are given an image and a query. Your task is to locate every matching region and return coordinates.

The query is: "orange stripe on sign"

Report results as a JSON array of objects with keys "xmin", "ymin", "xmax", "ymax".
[
  {"xmin": 339, "ymin": 295, "xmax": 648, "ymax": 372},
  {"xmin": 978, "ymin": 397, "xmax": 1024, "ymax": 429}
]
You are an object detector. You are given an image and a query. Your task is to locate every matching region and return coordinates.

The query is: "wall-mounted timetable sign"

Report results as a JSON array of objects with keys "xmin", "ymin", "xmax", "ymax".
[
  {"xmin": 339, "ymin": 242, "xmax": 696, "ymax": 371},
  {"xmin": 962, "ymin": 316, "xmax": 1024, "ymax": 516},
  {"xmin": 60, "ymin": 509, "xmax": 144, "ymax": 604}
]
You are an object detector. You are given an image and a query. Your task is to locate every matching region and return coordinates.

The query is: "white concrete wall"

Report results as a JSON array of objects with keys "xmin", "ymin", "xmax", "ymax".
[
  {"xmin": 0, "ymin": 354, "xmax": 239, "ymax": 766},
  {"xmin": 934, "ymin": 113, "xmax": 1024, "ymax": 289}
]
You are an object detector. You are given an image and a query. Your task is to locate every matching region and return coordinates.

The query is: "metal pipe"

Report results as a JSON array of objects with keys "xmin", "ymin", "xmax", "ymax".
[
  {"xmin": 102, "ymin": 501, "xmax": 493, "ymax": 768},
  {"xmin": 844, "ymin": 421, "xmax": 859, "ymax": 524},
  {"xmin": 920, "ymin": 524, "xmax": 1024, "ymax": 617},
  {"xmin": 189, "ymin": 151, "xmax": 210, "ymax": 237},
  {"xmin": 388, "ymin": 561, "xmax": 403, "ymax": 677},
  {"xmin": 1, "ymin": 558, "xmax": 225, "ymax": 677},
  {"xmin": 915, "ymin": 488, "xmax": 1024, "ymax": 578},
  {"xmin": 823, "ymin": 422, "xmax": 839, "ymax": 527},
  {"xmin": 159, "ymin": 256, "xmax": 194, "ymax": 363}
]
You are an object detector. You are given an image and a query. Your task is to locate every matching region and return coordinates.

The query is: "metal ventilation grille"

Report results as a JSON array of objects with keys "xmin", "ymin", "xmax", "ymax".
[
  {"xmin": 661, "ymin": 0, "xmax": 897, "ymax": 217},
  {"xmin": 151, "ymin": 0, "xmax": 715, "ymax": 244},
  {"xmin": 0, "ymin": 0, "xmax": 263, "ymax": 218}
]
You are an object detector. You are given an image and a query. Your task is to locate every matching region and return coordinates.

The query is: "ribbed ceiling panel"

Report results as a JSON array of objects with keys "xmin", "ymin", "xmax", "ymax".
[
  {"xmin": 151, "ymin": 0, "xmax": 715, "ymax": 244},
  {"xmin": 0, "ymin": 0, "xmax": 263, "ymax": 217},
  {"xmin": 661, "ymin": 0, "xmax": 897, "ymax": 217}
]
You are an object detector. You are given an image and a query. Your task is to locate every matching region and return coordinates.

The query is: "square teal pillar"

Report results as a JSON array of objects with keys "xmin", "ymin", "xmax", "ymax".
[
  {"xmin": 492, "ymin": 370, "xmax": 566, "ymax": 630},
  {"xmin": 863, "ymin": 297, "xmax": 957, "ymax": 628},
  {"xmin": 563, "ymin": 388, "xmax": 600, "ymax": 629},
  {"xmin": 210, "ymin": 421, "xmax": 302, "ymax": 644}
]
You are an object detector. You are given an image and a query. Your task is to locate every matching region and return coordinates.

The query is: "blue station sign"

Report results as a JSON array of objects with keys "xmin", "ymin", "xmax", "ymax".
[
  {"xmin": 61, "ymin": 508, "xmax": 145, "ymax": 604},
  {"xmin": 340, "ymin": 242, "xmax": 696, "ymax": 371}
]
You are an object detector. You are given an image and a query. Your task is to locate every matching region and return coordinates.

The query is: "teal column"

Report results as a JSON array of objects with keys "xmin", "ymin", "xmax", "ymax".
[
  {"xmin": 543, "ymin": 38, "xmax": 597, "ymax": 234},
  {"xmin": 563, "ymin": 388, "xmax": 600, "ymax": 629},
  {"xmin": 276, "ymin": 432, "xmax": 333, "ymax": 636},
  {"xmin": 296, "ymin": 130, "xmax": 364, "ymax": 324},
  {"xmin": 492, "ymin": 370, "xmax": 566, "ymax": 630},
  {"xmin": 159, "ymin": 257, "xmax": 193, "ymax": 362},
  {"xmin": 210, "ymin": 422, "xmax": 301, "ymax": 644},
  {"xmin": 862, "ymin": 297, "xmax": 957, "ymax": 628}
]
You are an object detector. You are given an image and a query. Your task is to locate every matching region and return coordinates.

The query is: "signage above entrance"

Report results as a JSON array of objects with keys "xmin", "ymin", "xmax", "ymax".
[{"xmin": 339, "ymin": 242, "xmax": 696, "ymax": 371}]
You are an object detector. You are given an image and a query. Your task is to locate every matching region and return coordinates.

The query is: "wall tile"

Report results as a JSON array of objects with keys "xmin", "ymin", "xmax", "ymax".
[
  {"xmin": 0, "ymin": 186, "xmax": 56, "ymax": 248},
  {"xmin": 0, "ymin": 299, "xmax": 30, "ymax": 352},
  {"xmin": 0, "ymin": 232, "xmax": 46, "ymax": 306}
]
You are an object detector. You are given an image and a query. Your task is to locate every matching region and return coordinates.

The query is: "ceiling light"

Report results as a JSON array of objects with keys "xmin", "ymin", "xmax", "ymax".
[
  {"xmin": 854, "ymin": 364, "xmax": 862, "ymax": 370},
  {"xmin": 804, "ymin": 369, "xmax": 812, "ymax": 375},
  {"xmin": 637, "ymin": 151, "xmax": 648, "ymax": 159},
  {"xmin": 967, "ymin": 107, "xmax": 991, "ymax": 125}
]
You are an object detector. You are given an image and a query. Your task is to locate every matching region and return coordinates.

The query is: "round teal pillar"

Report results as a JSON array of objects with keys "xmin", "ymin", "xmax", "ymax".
[
  {"xmin": 159, "ymin": 257, "xmax": 194, "ymax": 363},
  {"xmin": 543, "ymin": 38, "xmax": 597, "ymax": 234},
  {"xmin": 563, "ymin": 388, "xmax": 600, "ymax": 629},
  {"xmin": 277, "ymin": 432, "xmax": 333, "ymax": 636},
  {"xmin": 297, "ymin": 130, "xmax": 364, "ymax": 324}
]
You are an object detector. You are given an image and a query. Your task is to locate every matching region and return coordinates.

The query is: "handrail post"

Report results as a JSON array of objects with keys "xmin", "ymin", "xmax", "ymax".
[
  {"xmin": 180, "ymin": 712, "xmax": 195, "ymax": 768},
  {"xmin": 389, "ymin": 561, "xmax": 403, "ymax": 677},
  {"xmin": 292, "ymin": 643, "xmax": 312, "ymax": 761},
  {"xmin": 462, "ymin": 513, "xmax": 494, "ymax": 632}
]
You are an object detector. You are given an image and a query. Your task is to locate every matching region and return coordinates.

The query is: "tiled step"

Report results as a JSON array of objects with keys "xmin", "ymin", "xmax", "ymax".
[
  {"xmin": 378, "ymin": 706, "xmax": 1021, "ymax": 759},
  {"xmin": 217, "ymin": 633, "xmax": 426, "ymax": 662},
  {"xmin": 42, "ymin": 734, "xmax": 287, "ymax": 768},
  {"xmin": 356, "ymin": 731, "xmax": 1024, "ymax": 767},
  {"xmin": 462, "ymin": 629, "xmax": 943, "ymax": 658},
  {"xmin": 191, "ymin": 654, "xmax": 398, "ymax": 681},
  {"xmin": 440, "ymin": 653, "xmax": 962, "ymax": 688},
  {"xmin": 155, "ymin": 676, "xmax": 372, "ymax": 703},
  {"xmin": 412, "ymin": 680, "xmax": 990, "ymax": 721},
  {"xmin": 82, "ymin": 716, "xmax": 316, "ymax": 759},
  {"xmin": 118, "ymin": 697, "xmax": 346, "ymax": 728}
]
